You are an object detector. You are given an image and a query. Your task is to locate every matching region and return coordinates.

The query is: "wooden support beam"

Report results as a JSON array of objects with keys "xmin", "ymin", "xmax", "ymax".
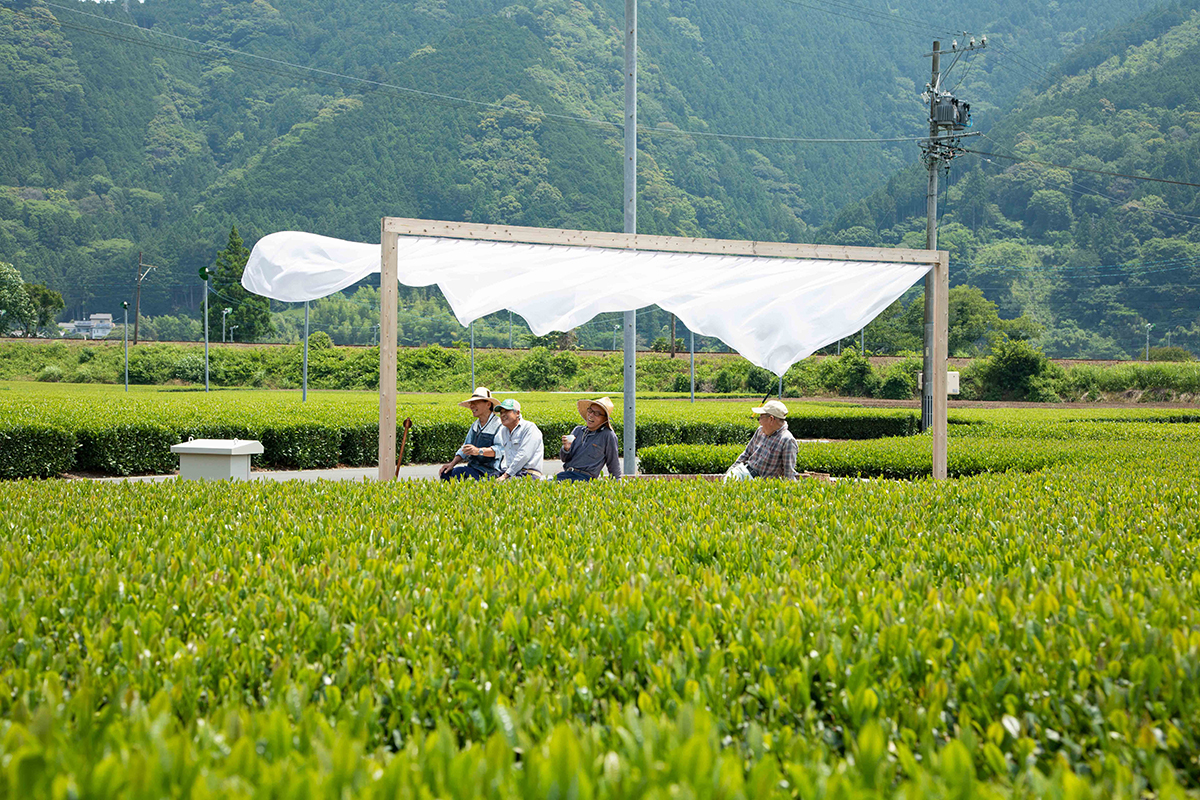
[
  {"xmin": 376, "ymin": 216, "xmax": 949, "ymax": 480},
  {"xmin": 931, "ymin": 251, "xmax": 949, "ymax": 480},
  {"xmin": 382, "ymin": 217, "xmax": 937, "ymax": 264},
  {"xmin": 378, "ymin": 227, "xmax": 398, "ymax": 481}
]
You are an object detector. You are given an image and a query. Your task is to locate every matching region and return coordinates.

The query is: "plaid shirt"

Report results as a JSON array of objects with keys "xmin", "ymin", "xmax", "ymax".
[{"xmin": 734, "ymin": 425, "xmax": 797, "ymax": 479}]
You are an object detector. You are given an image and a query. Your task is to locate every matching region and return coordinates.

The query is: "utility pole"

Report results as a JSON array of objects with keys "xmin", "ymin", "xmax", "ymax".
[
  {"xmin": 508, "ymin": 311, "xmax": 513, "ymax": 349},
  {"xmin": 622, "ymin": 0, "xmax": 638, "ymax": 476},
  {"xmin": 199, "ymin": 266, "xmax": 211, "ymax": 391},
  {"xmin": 133, "ymin": 252, "xmax": 158, "ymax": 345},
  {"xmin": 670, "ymin": 314, "xmax": 676, "ymax": 358},
  {"xmin": 302, "ymin": 301, "xmax": 309, "ymax": 402},
  {"xmin": 690, "ymin": 330, "xmax": 695, "ymax": 402},
  {"xmin": 222, "ymin": 307, "xmax": 232, "ymax": 343},
  {"xmin": 921, "ymin": 35, "xmax": 983, "ymax": 431},
  {"xmin": 1145, "ymin": 323, "xmax": 1153, "ymax": 361}
]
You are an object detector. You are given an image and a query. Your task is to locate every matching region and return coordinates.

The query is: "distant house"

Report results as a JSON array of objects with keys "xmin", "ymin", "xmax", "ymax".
[{"xmin": 58, "ymin": 313, "xmax": 115, "ymax": 340}]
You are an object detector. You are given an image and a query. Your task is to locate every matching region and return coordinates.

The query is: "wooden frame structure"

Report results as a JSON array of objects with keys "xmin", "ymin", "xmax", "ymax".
[{"xmin": 377, "ymin": 217, "xmax": 950, "ymax": 480}]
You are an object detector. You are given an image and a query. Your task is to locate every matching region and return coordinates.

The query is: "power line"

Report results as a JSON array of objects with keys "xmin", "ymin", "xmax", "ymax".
[
  {"xmin": 31, "ymin": 3, "xmax": 931, "ymax": 147},
  {"xmin": 964, "ymin": 148, "xmax": 1200, "ymax": 188}
]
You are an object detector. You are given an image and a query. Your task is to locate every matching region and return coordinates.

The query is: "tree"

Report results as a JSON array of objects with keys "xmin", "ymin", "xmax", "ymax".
[
  {"xmin": 24, "ymin": 284, "xmax": 65, "ymax": 335},
  {"xmin": 0, "ymin": 263, "xmax": 35, "ymax": 336},
  {"xmin": 209, "ymin": 226, "xmax": 273, "ymax": 342}
]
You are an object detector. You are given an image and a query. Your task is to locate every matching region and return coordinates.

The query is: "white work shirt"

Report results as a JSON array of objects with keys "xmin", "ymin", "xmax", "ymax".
[{"xmin": 497, "ymin": 418, "xmax": 544, "ymax": 477}]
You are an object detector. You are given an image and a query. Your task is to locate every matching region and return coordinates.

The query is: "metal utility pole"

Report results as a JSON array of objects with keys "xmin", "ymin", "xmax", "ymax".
[
  {"xmin": 1145, "ymin": 323, "xmax": 1153, "ymax": 361},
  {"xmin": 622, "ymin": 0, "xmax": 637, "ymax": 476},
  {"xmin": 222, "ymin": 307, "xmax": 232, "ymax": 343},
  {"xmin": 470, "ymin": 321, "xmax": 476, "ymax": 390},
  {"xmin": 689, "ymin": 330, "xmax": 695, "ymax": 402},
  {"xmin": 133, "ymin": 252, "xmax": 158, "ymax": 345},
  {"xmin": 302, "ymin": 301, "xmax": 309, "ymax": 402},
  {"xmin": 121, "ymin": 301, "xmax": 129, "ymax": 391},
  {"xmin": 508, "ymin": 311, "xmax": 513, "ymax": 349},
  {"xmin": 199, "ymin": 266, "xmax": 211, "ymax": 391},
  {"xmin": 921, "ymin": 35, "xmax": 983, "ymax": 431}
]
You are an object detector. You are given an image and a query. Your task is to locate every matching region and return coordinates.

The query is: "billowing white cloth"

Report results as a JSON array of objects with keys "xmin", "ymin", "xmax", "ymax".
[{"xmin": 244, "ymin": 231, "xmax": 930, "ymax": 375}]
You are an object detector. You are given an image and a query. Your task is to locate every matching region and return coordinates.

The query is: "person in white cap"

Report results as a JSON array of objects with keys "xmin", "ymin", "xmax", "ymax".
[
  {"xmin": 493, "ymin": 398, "xmax": 545, "ymax": 480},
  {"xmin": 439, "ymin": 387, "xmax": 504, "ymax": 480},
  {"xmin": 725, "ymin": 399, "xmax": 797, "ymax": 480}
]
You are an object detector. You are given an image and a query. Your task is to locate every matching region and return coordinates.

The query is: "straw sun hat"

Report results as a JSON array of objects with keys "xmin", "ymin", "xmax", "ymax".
[
  {"xmin": 576, "ymin": 396, "xmax": 615, "ymax": 427},
  {"xmin": 458, "ymin": 386, "xmax": 495, "ymax": 408}
]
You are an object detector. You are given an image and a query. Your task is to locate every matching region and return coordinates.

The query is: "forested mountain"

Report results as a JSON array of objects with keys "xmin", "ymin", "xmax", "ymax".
[
  {"xmin": 825, "ymin": 0, "xmax": 1200, "ymax": 359},
  {"xmin": 0, "ymin": 0, "xmax": 1169, "ymax": 348}
]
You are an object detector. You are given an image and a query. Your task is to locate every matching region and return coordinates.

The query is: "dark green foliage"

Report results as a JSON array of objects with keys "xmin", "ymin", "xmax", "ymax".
[
  {"xmin": 0, "ymin": 424, "xmax": 74, "ymax": 478},
  {"xmin": 260, "ymin": 423, "xmax": 342, "ymax": 470},
  {"xmin": 968, "ymin": 336, "xmax": 1064, "ymax": 402},
  {"xmin": 639, "ymin": 437, "xmax": 1074, "ymax": 478},
  {"xmin": 209, "ymin": 226, "xmax": 272, "ymax": 342},
  {"xmin": 1149, "ymin": 346, "xmax": 1193, "ymax": 362},
  {"xmin": 74, "ymin": 423, "xmax": 179, "ymax": 476}
]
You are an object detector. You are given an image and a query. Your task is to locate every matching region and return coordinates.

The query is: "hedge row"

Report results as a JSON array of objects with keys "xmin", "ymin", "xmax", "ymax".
[
  {"xmin": 638, "ymin": 437, "xmax": 1080, "ymax": 479},
  {"xmin": 0, "ymin": 425, "xmax": 76, "ymax": 479},
  {"xmin": 2, "ymin": 407, "xmax": 916, "ymax": 474}
]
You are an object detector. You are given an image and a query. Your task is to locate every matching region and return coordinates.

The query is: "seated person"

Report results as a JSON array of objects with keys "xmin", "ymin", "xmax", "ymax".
[
  {"xmin": 493, "ymin": 398, "xmax": 545, "ymax": 480},
  {"xmin": 438, "ymin": 387, "xmax": 503, "ymax": 480},
  {"xmin": 556, "ymin": 397, "xmax": 622, "ymax": 481},
  {"xmin": 725, "ymin": 399, "xmax": 797, "ymax": 480}
]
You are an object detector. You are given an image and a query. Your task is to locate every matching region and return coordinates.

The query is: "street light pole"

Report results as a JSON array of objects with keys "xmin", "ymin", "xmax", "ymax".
[
  {"xmin": 1145, "ymin": 323, "xmax": 1153, "ymax": 361},
  {"xmin": 122, "ymin": 301, "xmax": 129, "ymax": 391},
  {"xmin": 222, "ymin": 307, "xmax": 231, "ymax": 343}
]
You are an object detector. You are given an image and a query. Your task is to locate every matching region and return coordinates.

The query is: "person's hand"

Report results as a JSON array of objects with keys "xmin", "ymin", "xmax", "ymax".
[
  {"xmin": 438, "ymin": 463, "xmax": 452, "ymax": 477},
  {"xmin": 561, "ymin": 435, "xmax": 572, "ymax": 451},
  {"xmin": 497, "ymin": 473, "xmax": 509, "ymax": 482},
  {"xmin": 462, "ymin": 444, "xmax": 479, "ymax": 456}
]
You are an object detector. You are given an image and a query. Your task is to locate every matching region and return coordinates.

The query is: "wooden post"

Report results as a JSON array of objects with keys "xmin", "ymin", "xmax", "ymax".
[
  {"xmin": 931, "ymin": 251, "xmax": 949, "ymax": 480},
  {"xmin": 378, "ymin": 227, "xmax": 398, "ymax": 480}
]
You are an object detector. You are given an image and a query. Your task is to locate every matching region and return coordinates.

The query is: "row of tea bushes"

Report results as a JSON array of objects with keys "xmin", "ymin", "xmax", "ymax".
[
  {"xmin": 637, "ymin": 436, "xmax": 1089, "ymax": 478},
  {"xmin": 1, "ymin": 451, "xmax": 1198, "ymax": 795},
  {"xmin": 0, "ymin": 384, "xmax": 919, "ymax": 476}
]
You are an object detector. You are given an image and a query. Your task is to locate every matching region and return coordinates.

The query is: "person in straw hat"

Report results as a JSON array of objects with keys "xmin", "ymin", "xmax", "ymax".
[
  {"xmin": 439, "ymin": 386, "xmax": 504, "ymax": 480},
  {"xmin": 556, "ymin": 396, "xmax": 622, "ymax": 481},
  {"xmin": 724, "ymin": 399, "xmax": 797, "ymax": 481},
  {"xmin": 493, "ymin": 398, "xmax": 545, "ymax": 481}
]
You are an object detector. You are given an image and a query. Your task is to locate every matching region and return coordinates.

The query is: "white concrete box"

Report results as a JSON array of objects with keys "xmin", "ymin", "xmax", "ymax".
[
  {"xmin": 171, "ymin": 439, "xmax": 264, "ymax": 481},
  {"xmin": 917, "ymin": 371, "xmax": 961, "ymax": 395}
]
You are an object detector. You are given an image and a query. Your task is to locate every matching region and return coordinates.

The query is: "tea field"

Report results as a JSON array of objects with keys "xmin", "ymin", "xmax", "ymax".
[{"xmin": 1, "ymin": 411, "xmax": 1199, "ymax": 797}]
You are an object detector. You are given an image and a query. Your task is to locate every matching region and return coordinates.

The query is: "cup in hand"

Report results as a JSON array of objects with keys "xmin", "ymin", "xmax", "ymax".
[{"xmin": 562, "ymin": 433, "xmax": 576, "ymax": 449}]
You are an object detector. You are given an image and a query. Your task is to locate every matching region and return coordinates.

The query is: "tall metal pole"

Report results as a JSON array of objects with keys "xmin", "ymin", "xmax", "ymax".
[
  {"xmin": 689, "ymin": 330, "xmax": 695, "ymax": 402},
  {"xmin": 123, "ymin": 304, "xmax": 128, "ymax": 392},
  {"xmin": 203, "ymin": 277, "xmax": 209, "ymax": 392},
  {"xmin": 778, "ymin": 373, "xmax": 783, "ymax": 399},
  {"xmin": 622, "ymin": 0, "xmax": 637, "ymax": 477},
  {"xmin": 470, "ymin": 321, "xmax": 476, "ymax": 389},
  {"xmin": 508, "ymin": 311, "xmax": 513, "ymax": 349},
  {"xmin": 302, "ymin": 300, "xmax": 309, "ymax": 402},
  {"xmin": 922, "ymin": 41, "xmax": 941, "ymax": 433}
]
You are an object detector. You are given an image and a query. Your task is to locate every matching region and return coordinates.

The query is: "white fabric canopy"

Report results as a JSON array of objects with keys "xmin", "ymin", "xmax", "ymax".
[{"xmin": 244, "ymin": 230, "xmax": 930, "ymax": 375}]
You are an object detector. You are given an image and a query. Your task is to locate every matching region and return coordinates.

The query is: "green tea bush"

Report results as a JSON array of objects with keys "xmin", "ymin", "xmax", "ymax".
[
  {"xmin": 36, "ymin": 364, "xmax": 62, "ymax": 382},
  {"xmin": 2, "ymin": 449, "xmax": 1199, "ymax": 795},
  {"xmin": 0, "ymin": 424, "xmax": 75, "ymax": 477},
  {"xmin": 260, "ymin": 423, "xmax": 342, "ymax": 469},
  {"xmin": 639, "ymin": 437, "xmax": 1077, "ymax": 478},
  {"xmin": 74, "ymin": 423, "xmax": 179, "ymax": 475}
]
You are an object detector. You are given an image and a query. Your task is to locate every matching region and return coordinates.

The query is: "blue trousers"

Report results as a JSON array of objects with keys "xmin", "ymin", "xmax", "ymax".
[
  {"xmin": 441, "ymin": 464, "xmax": 495, "ymax": 481},
  {"xmin": 554, "ymin": 470, "xmax": 593, "ymax": 482}
]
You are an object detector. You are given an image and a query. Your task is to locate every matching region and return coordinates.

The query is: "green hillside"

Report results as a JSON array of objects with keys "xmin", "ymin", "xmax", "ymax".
[
  {"xmin": 0, "ymin": 0, "xmax": 1166, "ymax": 341},
  {"xmin": 825, "ymin": 0, "xmax": 1200, "ymax": 359}
]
